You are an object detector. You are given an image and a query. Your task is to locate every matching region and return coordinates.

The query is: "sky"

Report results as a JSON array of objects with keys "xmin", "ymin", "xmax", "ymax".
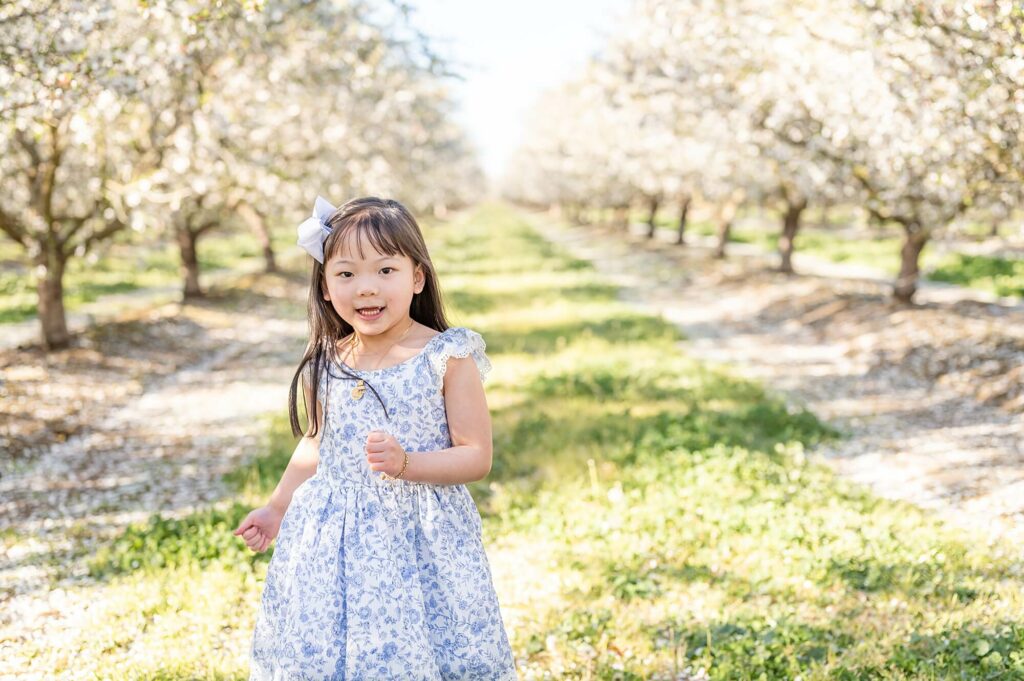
[{"xmin": 409, "ymin": 0, "xmax": 631, "ymax": 186}]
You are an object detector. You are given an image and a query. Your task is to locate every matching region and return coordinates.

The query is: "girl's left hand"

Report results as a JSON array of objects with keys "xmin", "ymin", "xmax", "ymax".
[{"xmin": 364, "ymin": 429, "xmax": 406, "ymax": 477}]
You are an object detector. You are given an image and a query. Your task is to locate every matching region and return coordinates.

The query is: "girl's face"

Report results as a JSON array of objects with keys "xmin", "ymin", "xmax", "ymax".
[{"xmin": 322, "ymin": 233, "xmax": 425, "ymax": 336}]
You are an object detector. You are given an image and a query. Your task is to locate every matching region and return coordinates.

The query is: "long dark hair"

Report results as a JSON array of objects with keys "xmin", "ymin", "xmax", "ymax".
[{"xmin": 288, "ymin": 196, "xmax": 450, "ymax": 439}]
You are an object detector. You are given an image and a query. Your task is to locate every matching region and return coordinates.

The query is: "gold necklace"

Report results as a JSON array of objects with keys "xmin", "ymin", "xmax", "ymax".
[{"xmin": 344, "ymin": 319, "xmax": 416, "ymax": 400}]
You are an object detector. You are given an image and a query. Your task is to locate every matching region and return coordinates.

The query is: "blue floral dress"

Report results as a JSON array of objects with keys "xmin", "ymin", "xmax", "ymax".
[{"xmin": 249, "ymin": 326, "xmax": 518, "ymax": 680}]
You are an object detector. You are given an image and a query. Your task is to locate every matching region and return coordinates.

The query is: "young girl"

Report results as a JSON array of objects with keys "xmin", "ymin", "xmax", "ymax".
[{"xmin": 233, "ymin": 196, "xmax": 518, "ymax": 680}]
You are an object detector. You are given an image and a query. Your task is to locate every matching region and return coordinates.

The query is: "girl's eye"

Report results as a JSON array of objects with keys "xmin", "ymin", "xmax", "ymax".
[{"xmin": 336, "ymin": 268, "xmax": 393, "ymax": 278}]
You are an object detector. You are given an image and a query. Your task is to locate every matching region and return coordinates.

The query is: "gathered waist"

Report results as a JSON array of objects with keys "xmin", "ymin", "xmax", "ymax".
[{"xmin": 305, "ymin": 472, "xmax": 463, "ymax": 495}]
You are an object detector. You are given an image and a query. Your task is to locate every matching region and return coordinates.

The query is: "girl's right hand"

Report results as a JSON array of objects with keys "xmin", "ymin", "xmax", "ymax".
[{"xmin": 233, "ymin": 505, "xmax": 285, "ymax": 553}]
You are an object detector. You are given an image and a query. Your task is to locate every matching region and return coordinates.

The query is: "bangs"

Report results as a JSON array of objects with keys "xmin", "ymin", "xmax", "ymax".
[{"xmin": 325, "ymin": 210, "xmax": 407, "ymax": 263}]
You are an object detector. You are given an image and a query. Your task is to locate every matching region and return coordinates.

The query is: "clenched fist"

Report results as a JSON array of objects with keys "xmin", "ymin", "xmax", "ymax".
[
  {"xmin": 233, "ymin": 505, "xmax": 285, "ymax": 553},
  {"xmin": 364, "ymin": 429, "xmax": 408, "ymax": 478}
]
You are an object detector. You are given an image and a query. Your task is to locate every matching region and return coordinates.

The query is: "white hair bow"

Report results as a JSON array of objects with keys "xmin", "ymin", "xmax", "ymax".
[{"xmin": 296, "ymin": 195, "xmax": 337, "ymax": 264}]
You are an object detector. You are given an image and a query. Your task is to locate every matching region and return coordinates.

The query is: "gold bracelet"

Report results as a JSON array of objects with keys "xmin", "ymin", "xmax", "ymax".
[{"xmin": 381, "ymin": 451, "xmax": 410, "ymax": 481}]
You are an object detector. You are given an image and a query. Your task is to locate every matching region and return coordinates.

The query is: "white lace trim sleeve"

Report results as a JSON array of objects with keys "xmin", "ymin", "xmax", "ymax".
[{"xmin": 432, "ymin": 327, "xmax": 493, "ymax": 384}]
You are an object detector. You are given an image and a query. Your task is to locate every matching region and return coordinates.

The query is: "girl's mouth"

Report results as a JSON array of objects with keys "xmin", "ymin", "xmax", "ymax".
[{"xmin": 356, "ymin": 306, "xmax": 385, "ymax": 320}]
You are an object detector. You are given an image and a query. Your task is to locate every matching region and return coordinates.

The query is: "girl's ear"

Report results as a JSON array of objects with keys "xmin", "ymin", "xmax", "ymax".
[{"xmin": 414, "ymin": 264, "xmax": 425, "ymax": 294}]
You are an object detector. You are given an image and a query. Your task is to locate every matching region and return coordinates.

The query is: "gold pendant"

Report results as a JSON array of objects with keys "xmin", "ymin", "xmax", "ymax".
[{"xmin": 351, "ymin": 379, "xmax": 365, "ymax": 400}]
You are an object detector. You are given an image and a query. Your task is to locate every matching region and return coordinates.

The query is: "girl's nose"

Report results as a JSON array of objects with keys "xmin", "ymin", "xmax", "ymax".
[{"xmin": 357, "ymin": 279, "xmax": 379, "ymax": 296}]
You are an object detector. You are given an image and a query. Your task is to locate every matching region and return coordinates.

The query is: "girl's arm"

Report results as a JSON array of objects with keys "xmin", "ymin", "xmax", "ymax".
[
  {"xmin": 268, "ymin": 377, "xmax": 324, "ymax": 513},
  {"xmin": 400, "ymin": 355, "xmax": 493, "ymax": 486},
  {"xmin": 235, "ymin": 377, "xmax": 323, "ymax": 551}
]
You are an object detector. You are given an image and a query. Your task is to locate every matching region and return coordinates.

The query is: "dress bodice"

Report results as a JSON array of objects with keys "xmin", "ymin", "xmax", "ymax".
[{"xmin": 309, "ymin": 326, "xmax": 491, "ymax": 489}]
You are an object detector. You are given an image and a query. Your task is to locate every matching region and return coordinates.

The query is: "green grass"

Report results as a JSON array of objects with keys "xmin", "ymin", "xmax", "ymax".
[
  {"xmin": 0, "ymin": 225, "xmax": 297, "ymax": 324},
  {"xmin": 32, "ymin": 202, "xmax": 1024, "ymax": 679},
  {"xmin": 929, "ymin": 253, "xmax": 1024, "ymax": 298}
]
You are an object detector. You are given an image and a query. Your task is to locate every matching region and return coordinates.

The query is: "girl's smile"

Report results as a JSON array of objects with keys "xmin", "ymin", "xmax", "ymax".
[{"xmin": 355, "ymin": 305, "xmax": 385, "ymax": 321}]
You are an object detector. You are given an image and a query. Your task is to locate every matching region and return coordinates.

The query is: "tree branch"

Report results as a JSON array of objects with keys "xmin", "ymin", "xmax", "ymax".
[
  {"xmin": 0, "ymin": 204, "xmax": 30, "ymax": 248},
  {"xmin": 193, "ymin": 218, "xmax": 220, "ymax": 238},
  {"xmin": 68, "ymin": 218, "xmax": 128, "ymax": 260}
]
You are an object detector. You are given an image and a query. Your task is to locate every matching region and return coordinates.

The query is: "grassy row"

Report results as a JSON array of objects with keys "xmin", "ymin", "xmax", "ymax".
[{"xmin": 45, "ymin": 202, "xmax": 1024, "ymax": 679}]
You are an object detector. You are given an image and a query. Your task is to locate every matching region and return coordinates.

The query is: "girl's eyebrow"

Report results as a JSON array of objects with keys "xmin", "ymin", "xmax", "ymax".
[{"xmin": 333, "ymin": 256, "xmax": 399, "ymax": 265}]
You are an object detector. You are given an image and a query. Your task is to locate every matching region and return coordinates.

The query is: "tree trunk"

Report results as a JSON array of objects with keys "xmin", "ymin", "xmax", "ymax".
[
  {"xmin": 177, "ymin": 224, "xmax": 203, "ymax": 299},
  {"xmin": 714, "ymin": 201, "xmax": 739, "ymax": 259},
  {"xmin": 237, "ymin": 201, "xmax": 276, "ymax": 273},
  {"xmin": 675, "ymin": 194, "xmax": 691, "ymax": 245},
  {"xmin": 615, "ymin": 204, "xmax": 630, "ymax": 231},
  {"xmin": 714, "ymin": 219, "xmax": 731, "ymax": 259},
  {"xmin": 778, "ymin": 198, "xmax": 807, "ymax": 274},
  {"xmin": 646, "ymin": 196, "xmax": 660, "ymax": 239},
  {"xmin": 36, "ymin": 248, "xmax": 71, "ymax": 350},
  {"xmin": 894, "ymin": 225, "xmax": 929, "ymax": 303}
]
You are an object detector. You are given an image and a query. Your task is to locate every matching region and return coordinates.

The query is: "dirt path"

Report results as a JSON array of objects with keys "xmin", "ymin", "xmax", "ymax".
[
  {"xmin": 535, "ymin": 212, "xmax": 1024, "ymax": 545},
  {"xmin": 0, "ymin": 261, "xmax": 310, "ymax": 674}
]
